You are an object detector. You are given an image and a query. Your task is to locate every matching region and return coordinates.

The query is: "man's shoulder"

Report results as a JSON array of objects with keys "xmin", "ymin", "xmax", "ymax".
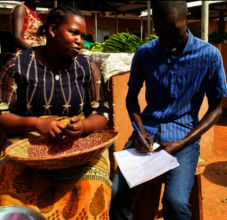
[
  {"xmin": 193, "ymin": 37, "xmax": 220, "ymax": 57},
  {"xmin": 137, "ymin": 38, "xmax": 161, "ymax": 54}
]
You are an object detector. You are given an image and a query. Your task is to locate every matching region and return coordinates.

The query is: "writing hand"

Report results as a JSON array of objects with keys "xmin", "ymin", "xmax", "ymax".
[{"xmin": 133, "ymin": 132, "xmax": 153, "ymax": 153}]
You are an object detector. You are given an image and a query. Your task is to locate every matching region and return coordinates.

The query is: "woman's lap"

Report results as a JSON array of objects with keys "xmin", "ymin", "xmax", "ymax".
[{"xmin": 0, "ymin": 150, "xmax": 112, "ymax": 220}]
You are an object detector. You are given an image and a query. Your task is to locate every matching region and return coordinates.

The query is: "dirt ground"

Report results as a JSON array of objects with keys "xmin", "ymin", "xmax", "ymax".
[{"xmin": 202, "ymin": 144, "xmax": 227, "ymax": 219}]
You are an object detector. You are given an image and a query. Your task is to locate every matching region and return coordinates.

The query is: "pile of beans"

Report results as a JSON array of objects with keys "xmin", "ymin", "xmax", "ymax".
[{"xmin": 28, "ymin": 137, "xmax": 102, "ymax": 158}]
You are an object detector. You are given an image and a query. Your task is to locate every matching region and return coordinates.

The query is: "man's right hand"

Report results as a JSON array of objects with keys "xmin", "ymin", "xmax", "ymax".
[
  {"xmin": 133, "ymin": 132, "xmax": 153, "ymax": 153},
  {"xmin": 35, "ymin": 118, "xmax": 66, "ymax": 139}
]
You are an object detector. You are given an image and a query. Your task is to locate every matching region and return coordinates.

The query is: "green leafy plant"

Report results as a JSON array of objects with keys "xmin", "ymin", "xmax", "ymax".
[
  {"xmin": 189, "ymin": 29, "xmax": 201, "ymax": 39},
  {"xmin": 102, "ymin": 30, "xmax": 144, "ymax": 53},
  {"xmin": 90, "ymin": 42, "xmax": 105, "ymax": 52},
  {"xmin": 86, "ymin": 30, "xmax": 144, "ymax": 53},
  {"xmin": 209, "ymin": 31, "xmax": 227, "ymax": 44},
  {"xmin": 82, "ymin": 45, "xmax": 92, "ymax": 50}
]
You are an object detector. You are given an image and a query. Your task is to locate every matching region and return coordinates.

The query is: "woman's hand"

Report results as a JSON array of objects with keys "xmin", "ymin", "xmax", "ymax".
[
  {"xmin": 35, "ymin": 118, "xmax": 65, "ymax": 139},
  {"xmin": 65, "ymin": 116, "xmax": 84, "ymax": 139},
  {"xmin": 133, "ymin": 132, "xmax": 153, "ymax": 153}
]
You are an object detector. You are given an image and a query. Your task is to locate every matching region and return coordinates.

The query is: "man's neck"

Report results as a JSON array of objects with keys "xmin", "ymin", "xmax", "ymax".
[{"xmin": 174, "ymin": 31, "xmax": 189, "ymax": 54}]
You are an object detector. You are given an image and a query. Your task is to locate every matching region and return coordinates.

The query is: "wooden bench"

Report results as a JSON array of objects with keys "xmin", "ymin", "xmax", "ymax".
[{"xmin": 131, "ymin": 157, "xmax": 207, "ymax": 220}]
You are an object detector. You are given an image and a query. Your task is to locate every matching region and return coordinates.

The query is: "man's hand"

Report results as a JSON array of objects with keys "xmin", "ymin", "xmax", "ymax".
[
  {"xmin": 64, "ymin": 116, "xmax": 84, "ymax": 139},
  {"xmin": 133, "ymin": 132, "xmax": 153, "ymax": 153},
  {"xmin": 154, "ymin": 142, "xmax": 181, "ymax": 155},
  {"xmin": 35, "ymin": 118, "xmax": 65, "ymax": 139}
]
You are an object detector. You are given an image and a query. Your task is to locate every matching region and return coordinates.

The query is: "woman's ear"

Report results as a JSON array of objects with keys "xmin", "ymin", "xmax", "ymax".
[{"xmin": 49, "ymin": 24, "xmax": 56, "ymax": 38}]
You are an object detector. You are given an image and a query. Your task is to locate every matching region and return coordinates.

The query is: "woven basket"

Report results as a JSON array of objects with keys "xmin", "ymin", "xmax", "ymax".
[
  {"xmin": 4, "ymin": 114, "xmax": 118, "ymax": 169},
  {"xmin": 5, "ymin": 129, "xmax": 118, "ymax": 170}
]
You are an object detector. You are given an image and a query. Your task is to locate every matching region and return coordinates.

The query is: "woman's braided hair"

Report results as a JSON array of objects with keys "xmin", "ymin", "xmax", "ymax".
[{"xmin": 37, "ymin": 5, "xmax": 84, "ymax": 38}]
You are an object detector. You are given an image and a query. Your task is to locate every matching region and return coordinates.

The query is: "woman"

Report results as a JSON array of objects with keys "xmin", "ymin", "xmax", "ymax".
[
  {"xmin": 10, "ymin": 0, "xmax": 46, "ymax": 51},
  {"xmin": 0, "ymin": 5, "xmax": 111, "ymax": 220}
]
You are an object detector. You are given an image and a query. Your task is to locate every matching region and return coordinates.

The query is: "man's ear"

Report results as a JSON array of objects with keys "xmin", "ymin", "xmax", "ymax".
[
  {"xmin": 186, "ymin": 12, "xmax": 191, "ymax": 22},
  {"xmin": 185, "ymin": 12, "xmax": 191, "ymax": 26}
]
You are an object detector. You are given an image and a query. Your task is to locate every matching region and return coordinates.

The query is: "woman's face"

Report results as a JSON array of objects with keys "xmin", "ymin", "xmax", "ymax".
[{"xmin": 53, "ymin": 14, "xmax": 86, "ymax": 59}]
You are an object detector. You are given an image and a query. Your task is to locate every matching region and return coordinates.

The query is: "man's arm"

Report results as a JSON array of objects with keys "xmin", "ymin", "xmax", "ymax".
[
  {"xmin": 126, "ymin": 88, "xmax": 153, "ymax": 153},
  {"xmin": 11, "ymin": 5, "xmax": 32, "ymax": 50},
  {"xmin": 158, "ymin": 97, "xmax": 222, "ymax": 155}
]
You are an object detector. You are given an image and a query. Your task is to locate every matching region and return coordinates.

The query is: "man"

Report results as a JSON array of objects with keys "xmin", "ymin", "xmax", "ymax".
[{"xmin": 110, "ymin": 1, "xmax": 227, "ymax": 220}]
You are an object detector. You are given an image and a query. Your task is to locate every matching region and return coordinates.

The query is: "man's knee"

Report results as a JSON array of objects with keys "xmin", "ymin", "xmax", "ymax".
[{"xmin": 162, "ymin": 194, "xmax": 191, "ymax": 218}]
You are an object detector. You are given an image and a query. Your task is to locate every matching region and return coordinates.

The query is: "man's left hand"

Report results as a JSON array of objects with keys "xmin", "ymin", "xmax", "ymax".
[{"xmin": 154, "ymin": 142, "xmax": 182, "ymax": 155}]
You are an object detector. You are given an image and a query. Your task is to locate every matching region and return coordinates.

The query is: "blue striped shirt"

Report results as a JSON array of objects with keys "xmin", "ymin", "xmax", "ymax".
[{"xmin": 128, "ymin": 30, "xmax": 227, "ymax": 144}]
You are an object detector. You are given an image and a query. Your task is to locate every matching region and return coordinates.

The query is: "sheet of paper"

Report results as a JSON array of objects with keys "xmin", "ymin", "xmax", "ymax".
[{"xmin": 114, "ymin": 143, "xmax": 179, "ymax": 188}]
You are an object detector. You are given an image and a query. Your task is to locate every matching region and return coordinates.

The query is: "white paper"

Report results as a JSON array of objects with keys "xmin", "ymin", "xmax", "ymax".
[{"xmin": 114, "ymin": 144, "xmax": 180, "ymax": 188}]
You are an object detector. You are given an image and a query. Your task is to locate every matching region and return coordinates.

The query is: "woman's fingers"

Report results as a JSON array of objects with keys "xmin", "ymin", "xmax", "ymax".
[
  {"xmin": 53, "ymin": 126, "xmax": 64, "ymax": 139},
  {"xmin": 56, "ymin": 121, "xmax": 66, "ymax": 130},
  {"xmin": 47, "ymin": 122, "xmax": 65, "ymax": 139},
  {"xmin": 70, "ymin": 116, "xmax": 80, "ymax": 124},
  {"xmin": 66, "ymin": 123, "xmax": 81, "ymax": 131},
  {"xmin": 64, "ymin": 127, "xmax": 83, "ymax": 139},
  {"xmin": 48, "ymin": 130, "xmax": 57, "ymax": 139}
]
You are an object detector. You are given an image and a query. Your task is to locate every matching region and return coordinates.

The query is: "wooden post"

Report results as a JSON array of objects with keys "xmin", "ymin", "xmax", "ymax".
[
  {"xmin": 147, "ymin": 1, "xmax": 151, "ymax": 36},
  {"xmin": 115, "ymin": 13, "xmax": 118, "ymax": 34},
  {"xmin": 95, "ymin": 12, "xmax": 98, "ymax": 42},
  {"xmin": 201, "ymin": 1, "xmax": 209, "ymax": 42},
  {"xmin": 141, "ymin": 17, "xmax": 143, "ymax": 40}
]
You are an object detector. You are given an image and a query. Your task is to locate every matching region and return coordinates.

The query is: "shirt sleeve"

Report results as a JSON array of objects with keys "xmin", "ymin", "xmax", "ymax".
[
  {"xmin": 205, "ymin": 49, "xmax": 227, "ymax": 98},
  {"xmin": 127, "ymin": 48, "xmax": 145, "ymax": 90},
  {"xmin": 0, "ymin": 59, "xmax": 17, "ymax": 115},
  {"xmin": 86, "ymin": 61, "xmax": 109, "ymax": 121}
]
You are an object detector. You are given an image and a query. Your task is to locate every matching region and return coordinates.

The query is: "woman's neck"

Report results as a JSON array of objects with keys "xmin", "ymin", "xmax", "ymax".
[{"xmin": 40, "ymin": 45, "xmax": 70, "ymax": 71}]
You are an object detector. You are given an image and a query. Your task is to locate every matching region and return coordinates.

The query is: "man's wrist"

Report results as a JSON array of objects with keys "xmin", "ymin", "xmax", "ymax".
[{"xmin": 176, "ymin": 138, "xmax": 189, "ymax": 150}]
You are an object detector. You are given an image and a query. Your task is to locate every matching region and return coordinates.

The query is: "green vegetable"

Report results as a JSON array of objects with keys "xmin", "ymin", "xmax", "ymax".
[
  {"xmin": 102, "ymin": 29, "xmax": 144, "ymax": 53},
  {"xmin": 145, "ymin": 35, "xmax": 159, "ymax": 41},
  {"xmin": 82, "ymin": 45, "xmax": 92, "ymax": 50},
  {"xmin": 90, "ymin": 42, "xmax": 105, "ymax": 52}
]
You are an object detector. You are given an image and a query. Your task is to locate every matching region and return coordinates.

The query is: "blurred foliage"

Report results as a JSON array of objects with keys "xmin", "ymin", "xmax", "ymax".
[
  {"xmin": 209, "ymin": 31, "xmax": 227, "ymax": 44},
  {"xmin": 145, "ymin": 35, "xmax": 159, "ymax": 41},
  {"xmin": 189, "ymin": 29, "xmax": 201, "ymax": 39}
]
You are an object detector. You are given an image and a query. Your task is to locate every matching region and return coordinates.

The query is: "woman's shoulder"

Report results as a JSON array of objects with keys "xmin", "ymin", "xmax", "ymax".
[
  {"xmin": 72, "ymin": 53, "xmax": 92, "ymax": 69},
  {"xmin": 69, "ymin": 54, "xmax": 93, "ymax": 79},
  {"xmin": 10, "ymin": 48, "xmax": 36, "ymax": 73},
  {"xmin": 12, "ymin": 48, "xmax": 33, "ymax": 63},
  {"xmin": 75, "ymin": 53, "xmax": 92, "ymax": 64}
]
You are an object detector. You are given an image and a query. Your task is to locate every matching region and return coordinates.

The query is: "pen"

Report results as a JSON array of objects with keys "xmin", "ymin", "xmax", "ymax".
[{"xmin": 132, "ymin": 122, "xmax": 154, "ymax": 154}]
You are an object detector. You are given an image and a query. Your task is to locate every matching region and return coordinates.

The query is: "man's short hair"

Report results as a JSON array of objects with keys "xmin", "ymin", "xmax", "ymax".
[{"xmin": 153, "ymin": 1, "xmax": 188, "ymax": 18}]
